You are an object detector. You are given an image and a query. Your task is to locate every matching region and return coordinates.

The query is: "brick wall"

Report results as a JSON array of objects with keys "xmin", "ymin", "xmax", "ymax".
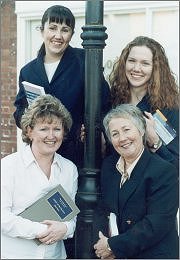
[{"xmin": 1, "ymin": 0, "xmax": 17, "ymax": 158}]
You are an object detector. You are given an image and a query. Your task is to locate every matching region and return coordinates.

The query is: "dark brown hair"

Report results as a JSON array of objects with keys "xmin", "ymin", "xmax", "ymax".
[{"xmin": 38, "ymin": 5, "xmax": 75, "ymax": 57}]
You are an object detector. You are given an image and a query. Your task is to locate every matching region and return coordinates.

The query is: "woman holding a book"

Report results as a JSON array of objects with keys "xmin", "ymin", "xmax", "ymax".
[
  {"xmin": 93, "ymin": 104, "xmax": 179, "ymax": 259},
  {"xmin": 13, "ymin": 4, "xmax": 111, "ymax": 168},
  {"xmin": 1, "ymin": 94, "xmax": 79, "ymax": 259},
  {"xmin": 108, "ymin": 36, "xmax": 179, "ymax": 169}
]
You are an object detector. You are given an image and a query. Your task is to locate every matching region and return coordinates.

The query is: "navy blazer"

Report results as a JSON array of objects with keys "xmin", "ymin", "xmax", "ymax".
[
  {"xmin": 14, "ymin": 46, "xmax": 111, "ymax": 165},
  {"xmin": 94, "ymin": 149, "xmax": 179, "ymax": 259}
]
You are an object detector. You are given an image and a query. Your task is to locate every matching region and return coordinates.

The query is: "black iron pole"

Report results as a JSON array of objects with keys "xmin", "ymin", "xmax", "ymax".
[{"xmin": 75, "ymin": 0, "xmax": 107, "ymax": 258}]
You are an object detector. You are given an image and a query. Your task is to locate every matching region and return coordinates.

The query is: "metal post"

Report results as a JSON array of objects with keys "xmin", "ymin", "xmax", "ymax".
[{"xmin": 75, "ymin": 0, "xmax": 107, "ymax": 258}]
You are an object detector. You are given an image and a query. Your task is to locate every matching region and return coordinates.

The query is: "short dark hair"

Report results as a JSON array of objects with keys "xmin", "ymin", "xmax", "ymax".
[
  {"xmin": 41, "ymin": 5, "xmax": 75, "ymax": 33},
  {"xmin": 38, "ymin": 5, "xmax": 75, "ymax": 57}
]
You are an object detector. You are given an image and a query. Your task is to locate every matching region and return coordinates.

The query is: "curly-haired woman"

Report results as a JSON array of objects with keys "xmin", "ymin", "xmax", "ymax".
[{"xmin": 109, "ymin": 36, "xmax": 179, "ymax": 168}]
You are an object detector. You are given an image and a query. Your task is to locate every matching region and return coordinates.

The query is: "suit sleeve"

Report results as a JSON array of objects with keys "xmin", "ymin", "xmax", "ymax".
[
  {"xmin": 13, "ymin": 71, "xmax": 28, "ymax": 129},
  {"xmin": 101, "ymin": 75, "xmax": 111, "ymax": 117},
  {"xmin": 156, "ymin": 109, "xmax": 179, "ymax": 170},
  {"xmin": 93, "ymin": 194, "xmax": 110, "ymax": 244}
]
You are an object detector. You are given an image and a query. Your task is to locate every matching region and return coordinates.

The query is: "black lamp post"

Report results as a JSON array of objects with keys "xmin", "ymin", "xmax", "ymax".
[{"xmin": 75, "ymin": 0, "xmax": 107, "ymax": 258}]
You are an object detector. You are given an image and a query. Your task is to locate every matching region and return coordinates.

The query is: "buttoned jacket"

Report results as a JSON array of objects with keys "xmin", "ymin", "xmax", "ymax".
[{"xmin": 94, "ymin": 148, "xmax": 179, "ymax": 259}]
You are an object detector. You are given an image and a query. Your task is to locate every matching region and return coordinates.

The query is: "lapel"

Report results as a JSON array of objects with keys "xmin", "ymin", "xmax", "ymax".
[
  {"xmin": 36, "ymin": 55, "xmax": 49, "ymax": 87},
  {"xmin": 35, "ymin": 46, "xmax": 74, "ymax": 86},
  {"xmin": 109, "ymin": 167, "xmax": 121, "ymax": 214},
  {"xmin": 118, "ymin": 148, "xmax": 151, "ymax": 212},
  {"xmin": 51, "ymin": 46, "xmax": 74, "ymax": 83},
  {"xmin": 102, "ymin": 153, "xmax": 121, "ymax": 215}
]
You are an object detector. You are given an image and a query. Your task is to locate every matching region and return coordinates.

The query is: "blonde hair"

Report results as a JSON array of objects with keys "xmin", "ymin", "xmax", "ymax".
[{"xmin": 21, "ymin": 94, "xmax": 72, "ymax": 144}]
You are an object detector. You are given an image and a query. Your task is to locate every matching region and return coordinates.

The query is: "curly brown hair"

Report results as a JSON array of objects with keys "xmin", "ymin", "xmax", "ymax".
[{"xmin": 109, "ymin": 36, "xmax": 179, "ymax": 110}]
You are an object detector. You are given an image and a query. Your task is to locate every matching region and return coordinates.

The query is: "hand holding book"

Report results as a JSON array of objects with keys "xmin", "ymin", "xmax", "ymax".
[
  {"xmin": 22, "ymin": 81, "xmax": 45, "ymax": 105},
  {"xmin": 18, "ymin": 184, "xmax": 80, "ymax": 245},
  {"xmin": 144, "ymin": 110, "xmax": 176, "ymax": 147},
  {"xmin": 153, "ymin": 109, "xmax": 176, "ymax": 145},
  {"xmin": 36, "ymin": 220, "xmax": 68, "ymax": 245}
]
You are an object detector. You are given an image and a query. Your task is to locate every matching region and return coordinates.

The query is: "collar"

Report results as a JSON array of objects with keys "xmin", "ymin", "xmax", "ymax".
[
  {"xmin": 21, "ymin": 145, "xmax": 62, "ymax": 170},
  {"xmin": 116, "ymin": 148, "xmax": 144, "ymax": 179},
  {"xmin": 53, "ymin": 152, "xmax": 62, "ymax": 169},
  {"xmin": 21, "ymin": 145, "xmax": 36, "ymax": 167}
]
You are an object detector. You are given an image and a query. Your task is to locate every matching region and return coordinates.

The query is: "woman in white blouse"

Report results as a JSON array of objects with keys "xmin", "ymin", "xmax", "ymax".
[{"xmin": 1, "ymin": 94, "xmax": 79, "ymax": 259}]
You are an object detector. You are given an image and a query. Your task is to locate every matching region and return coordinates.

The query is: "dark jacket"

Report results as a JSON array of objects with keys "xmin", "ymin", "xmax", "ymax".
[
  {"xmin": 14, "ymin": 45, "xmax": 111, "ymax": 166},
  {"xmin": 94, "ymin": 148, "xmax": 179, "ymax": 259},
  {"xmin": 137, "ymin": 94, "xmax": 179, "ymax": 169}
]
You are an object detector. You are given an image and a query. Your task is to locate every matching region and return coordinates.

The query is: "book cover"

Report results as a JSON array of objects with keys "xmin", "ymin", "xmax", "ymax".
[
  {"xmin": 153, "ymin": 109, "xmax": 177, "ymax": 145},
  {"xmin": 18, "ymin": 184, "xmax": 80, "ymax": 245},
  {"xmin": 22, "ymin": 81, "xmax": 45, "ymax": 105}
]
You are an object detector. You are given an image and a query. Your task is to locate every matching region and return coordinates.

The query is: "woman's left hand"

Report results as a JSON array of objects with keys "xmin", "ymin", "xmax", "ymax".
[
  {"xmin": 94, "ymin": 231, "xmax": 115, "ymax": 259},
  {"xmin": 36, "ymin": 220, "xmax": 67, "ymax": 245},
  {"xmin": 143, "ymin": 111, "xmax": 160, "ymax": 147},
  {"xmin": 80, "ymin": 124, "xmax": 86, "ymax": 142}
]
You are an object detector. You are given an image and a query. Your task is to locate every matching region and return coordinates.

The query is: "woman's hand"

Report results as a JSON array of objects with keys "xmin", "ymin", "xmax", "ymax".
[
  {"xmin": 80, "ymin": 124, "xmax": 107, "ymax": 156},
  {"xmin": 94, "ymin": 231, "xmax": 115, "ymax": 259},
  {"xmin": 143, "ymin": 111, "xmax": 161, "ymax": 150},
  {"xmin": 80, "ymin": 124, "xmax": 86, "ymax": 143},
  {"xmin": 36, "ymin": 220, "xmax": 67, "ymax": 245}
]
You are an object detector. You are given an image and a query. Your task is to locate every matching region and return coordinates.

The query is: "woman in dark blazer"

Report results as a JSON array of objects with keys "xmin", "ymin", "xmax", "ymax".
[
  {"xmin": 94, "ymin": 104, "xmax": 178, "ymax": 259},
  {"xmin": 14, "ymin": 5, "xmax": 111, "ymax": 167}
]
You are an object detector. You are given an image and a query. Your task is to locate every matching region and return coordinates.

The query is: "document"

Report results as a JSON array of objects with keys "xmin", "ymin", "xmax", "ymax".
[
  {"xmin": 109, "ymin": 212, "xmax": 119, "ymax": 237},
  {"xmin": 19, "ymin": 184, "xmax": 80, "ymax": 245},
  {"xmin": 22, "ymin": 81, "xmax": 45, "ymax": 105},
  {"xmin": 153, "ymin": 109, "xmax": 177, "ymax": 145}
]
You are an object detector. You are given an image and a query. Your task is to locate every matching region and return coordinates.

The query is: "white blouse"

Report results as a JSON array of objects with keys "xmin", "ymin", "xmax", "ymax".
[
  {"xmin": 1, "ymin": 145, "xmax": 78, "ymax": 259},
  {"xmin": 44, "ymin": 60, "xmax": 60, "ymax": 83}
]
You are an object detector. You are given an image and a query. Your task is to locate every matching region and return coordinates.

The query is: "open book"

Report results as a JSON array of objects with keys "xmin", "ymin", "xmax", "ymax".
[
  {"xmin": 22, "ymin": 81, "xmax": 45, "ymax": 105},
  {"xmin": 18, "ymin": 184, "xmax": 80, "ymax": 245}
]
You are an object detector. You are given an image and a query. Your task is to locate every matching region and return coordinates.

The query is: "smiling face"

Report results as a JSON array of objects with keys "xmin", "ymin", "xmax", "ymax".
[
  {"xmin": 42, "ymin": 20, "xmax": 73, "ymax": 61},
  {"xmin": 27, "ymin": 116, "xmax": 64, "ymax": 158},
  {"xmin": 109, "ymin": 117, "xmax": 144, "ymax": 163},
  {"xmin": 125, "ymin": 46, "xmax": 153, "ymax": 90}
]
